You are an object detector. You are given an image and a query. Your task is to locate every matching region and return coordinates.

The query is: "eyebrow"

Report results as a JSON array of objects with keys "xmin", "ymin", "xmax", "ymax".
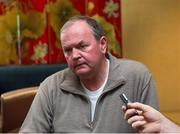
[
  {"xmin": 63, "ymin": 40, "xmax": 85, "ymax": 49},
  {"xmin": 77, "ymin": 40, "xmax": 85, "ymax": 46}
]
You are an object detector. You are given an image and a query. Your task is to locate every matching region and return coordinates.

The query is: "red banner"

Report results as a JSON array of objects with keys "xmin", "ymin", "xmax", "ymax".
[{"xmin": 0, "ymin": 0, "xmax": 122, "ymax": 65}]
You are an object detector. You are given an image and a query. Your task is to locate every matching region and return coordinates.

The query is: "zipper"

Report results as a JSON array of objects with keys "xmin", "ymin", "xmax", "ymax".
[
  {"xmin": 60, "ymin": 79, "xmax": 125, "ymax": 131},
  {"xmin": 90, "ymin": 80, "xmax": 126, "ymax": 129},
  {"xmin": 87, "ymin": 96, "xmax": 93, "ymax": 130},
  {"xmin": 60, "ymin": 86, "xmax": 93, "ymax": 129}
]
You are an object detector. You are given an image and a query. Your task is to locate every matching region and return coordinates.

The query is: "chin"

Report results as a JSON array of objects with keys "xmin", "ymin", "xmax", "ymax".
[{"xmin": 75, "ymin": 71, "xmax": 92, "ymax": 79}]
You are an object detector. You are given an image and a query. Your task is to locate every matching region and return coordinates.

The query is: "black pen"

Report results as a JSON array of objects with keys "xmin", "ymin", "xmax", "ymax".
[{"xmin": 120, "ymin": 93, "xmax": 139, "ymax": 116}]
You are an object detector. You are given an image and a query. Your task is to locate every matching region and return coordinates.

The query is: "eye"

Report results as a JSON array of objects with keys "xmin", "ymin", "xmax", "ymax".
[
  {"xmin": 64, "ymin": 48, "xmax": 72, "ymax": 55},
  {"xmin": 79, "ymin": 44, "xmax": 88, "ymax": 50},
  {"xmin": 79, "ymin": 45, "xmax": 86, "ymax": 49}
]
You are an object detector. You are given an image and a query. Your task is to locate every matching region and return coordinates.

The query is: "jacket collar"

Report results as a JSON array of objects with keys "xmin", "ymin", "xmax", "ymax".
[
  {"xmin": 104, "ymin": 53, "xmax": 126, "ymax": 92},
  {"xmin": 60, "ymin": 53, "xmax": 126, "ymax": 95}
]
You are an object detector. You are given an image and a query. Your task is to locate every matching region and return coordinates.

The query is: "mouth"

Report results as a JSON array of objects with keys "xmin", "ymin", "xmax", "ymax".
[
  {"xmin": 74, "ymin": 63, "xmax": 84, "ymax": 68},
  {"xmin": 74, "ymin": 63, "xmax": 85, "ymax": 69}
]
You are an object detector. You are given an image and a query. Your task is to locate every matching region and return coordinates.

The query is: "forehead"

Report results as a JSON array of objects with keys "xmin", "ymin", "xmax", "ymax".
[
  {"xmin": 61, "ymin": 21, "xmax": 94, "ymax": 44},
  {"xmin": 61, "ymin": 21, "xmax": 92, "ymax": 36}
]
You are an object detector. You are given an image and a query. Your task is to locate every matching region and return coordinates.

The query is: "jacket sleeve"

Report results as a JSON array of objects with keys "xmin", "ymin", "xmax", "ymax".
[
  {"xmin": 140, "ymin": 74, "xmax": 159, "ymax": 110},
  {"xmin": 19, "ymin": 81, "xmax": 54, "ymax": 132}
]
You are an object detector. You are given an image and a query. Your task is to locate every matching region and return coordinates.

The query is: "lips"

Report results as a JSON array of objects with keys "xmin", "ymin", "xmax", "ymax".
[
  {"xmin": 75, "ymin": 63, "xmax": 83, "ymax": 68},
  {"xmin": 74, "ymin": 62, "xmax": 85, "ymax": 69}
]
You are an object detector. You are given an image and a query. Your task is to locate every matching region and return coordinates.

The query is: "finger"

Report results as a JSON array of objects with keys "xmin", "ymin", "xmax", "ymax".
[
  {"xmin": 136, "ymin": 110, "xmax": 143, "ymax": 115},
  {"xmin": 127, "ymin": 115, "xmax": 144, "ymax": 124},
  {"xmin": 127, "ymin": 102, "xmax": 152, "ymax": 112},
  {"xmin": 131, "ymin": 120, "xmax": 147, "ymax": 129},
  {"xmin": 122, "ymin": 105, "xmax": 127, "ymax": 113},
  {"xmin": 124, "ymin": 108, "xmax": 139, "ymax": 120}
]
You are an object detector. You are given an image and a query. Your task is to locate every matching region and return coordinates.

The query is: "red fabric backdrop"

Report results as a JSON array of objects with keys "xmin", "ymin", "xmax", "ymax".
[{"xmin": 0, "ymin": 0, "xmax": 122, "ymax": 64}]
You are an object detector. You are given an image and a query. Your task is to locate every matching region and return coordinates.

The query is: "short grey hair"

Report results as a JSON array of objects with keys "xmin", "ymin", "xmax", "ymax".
[{"xmin": 60, "ymin": 16, "xmax": 104, "ymax": 42}]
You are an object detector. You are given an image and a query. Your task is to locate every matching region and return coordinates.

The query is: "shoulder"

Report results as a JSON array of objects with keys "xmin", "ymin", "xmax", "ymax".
[
  {"xmin": 38, "ymin": 68, "xmax": 73, "ymax": 93},
  {"xmin": 108, "ymin": 54, "xmax": 152, "ymax": 80},
  {"xmin": 108, "ymin": 53, "xmax": 149, "ymax": 74},
  {"xmin": 110, "ymin": 57, "xmax": 152, "ymax": 81},
  {"xmin": 110, "ymin": 55, "xmax": 149, "ymax": 73},
  {"xmin": 118, "ymin": 59, "xmax": 149, "ymax": 73}
]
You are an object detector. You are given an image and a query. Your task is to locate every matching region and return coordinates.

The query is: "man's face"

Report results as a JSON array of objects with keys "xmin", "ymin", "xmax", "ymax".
[{"xmin": 60, "ymin": 21, "xmax": 107, "ymax": 79}]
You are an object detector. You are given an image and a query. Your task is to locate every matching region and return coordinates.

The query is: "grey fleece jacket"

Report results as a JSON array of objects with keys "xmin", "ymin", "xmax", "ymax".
[{"xmin": 20, "ymin": 54, "xmax": 159, "ymax": 133}]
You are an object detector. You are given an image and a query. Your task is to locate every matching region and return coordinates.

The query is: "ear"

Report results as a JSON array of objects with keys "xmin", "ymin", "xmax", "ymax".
[{"xmin": 99, "ymin": 36, "xmax": 108, "ymax": 54}]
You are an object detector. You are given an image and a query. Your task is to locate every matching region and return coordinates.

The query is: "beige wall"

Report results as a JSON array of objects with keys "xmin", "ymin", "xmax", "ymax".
[{"xmin": 121, "ymin": 0, "xmax": 180, "ymax": 122}]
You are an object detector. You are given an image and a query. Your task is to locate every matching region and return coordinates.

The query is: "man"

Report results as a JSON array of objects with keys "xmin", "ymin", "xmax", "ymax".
[
  {"xmin": 20, "ymin": 16, "xmax": 158, "ymax": 133},
  {"xmin": 122, "ymin": 102, "xmax": 180, "ymax": 133}
]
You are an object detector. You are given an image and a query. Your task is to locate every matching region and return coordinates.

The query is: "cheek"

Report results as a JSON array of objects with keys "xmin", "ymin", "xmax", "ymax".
[
  {"xmin": 65, "ymin": 57, "xmax": 72, "ymax": 66},
  {"xmin": 85, "ymin": 51, "xmax": 101, "ymax": 64},
  {"xmin": 67, "ymin": 61, "xmax": 74, "ymax": 70}
]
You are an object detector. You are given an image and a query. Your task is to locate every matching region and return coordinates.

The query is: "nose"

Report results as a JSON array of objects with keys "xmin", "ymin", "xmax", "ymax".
[{"xmin": 72, "ymin": 48, "xmax": 80, "ymax": 60}]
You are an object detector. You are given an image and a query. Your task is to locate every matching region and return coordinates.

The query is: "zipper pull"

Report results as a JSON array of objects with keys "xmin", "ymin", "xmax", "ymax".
[{"xmin": 89, "ymin": 122, "xmax": 93, "ymax": 130}]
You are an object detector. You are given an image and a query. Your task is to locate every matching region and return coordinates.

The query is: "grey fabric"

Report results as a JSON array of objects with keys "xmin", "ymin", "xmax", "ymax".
[{"xmin": 19, "ymin": 54, "xmax": 159, "ymax": 133}]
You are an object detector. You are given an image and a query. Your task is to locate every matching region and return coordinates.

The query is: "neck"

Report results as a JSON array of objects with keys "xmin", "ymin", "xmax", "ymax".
[{"xmin": 81, "ymin": 58, "xmax": 109, "ymax": 91}]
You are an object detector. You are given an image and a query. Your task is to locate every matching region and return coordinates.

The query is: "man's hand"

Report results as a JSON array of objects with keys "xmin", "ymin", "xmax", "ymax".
[{"xmin": 122, "ymin": 102, "xmax": 164, "ymax": 133}]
